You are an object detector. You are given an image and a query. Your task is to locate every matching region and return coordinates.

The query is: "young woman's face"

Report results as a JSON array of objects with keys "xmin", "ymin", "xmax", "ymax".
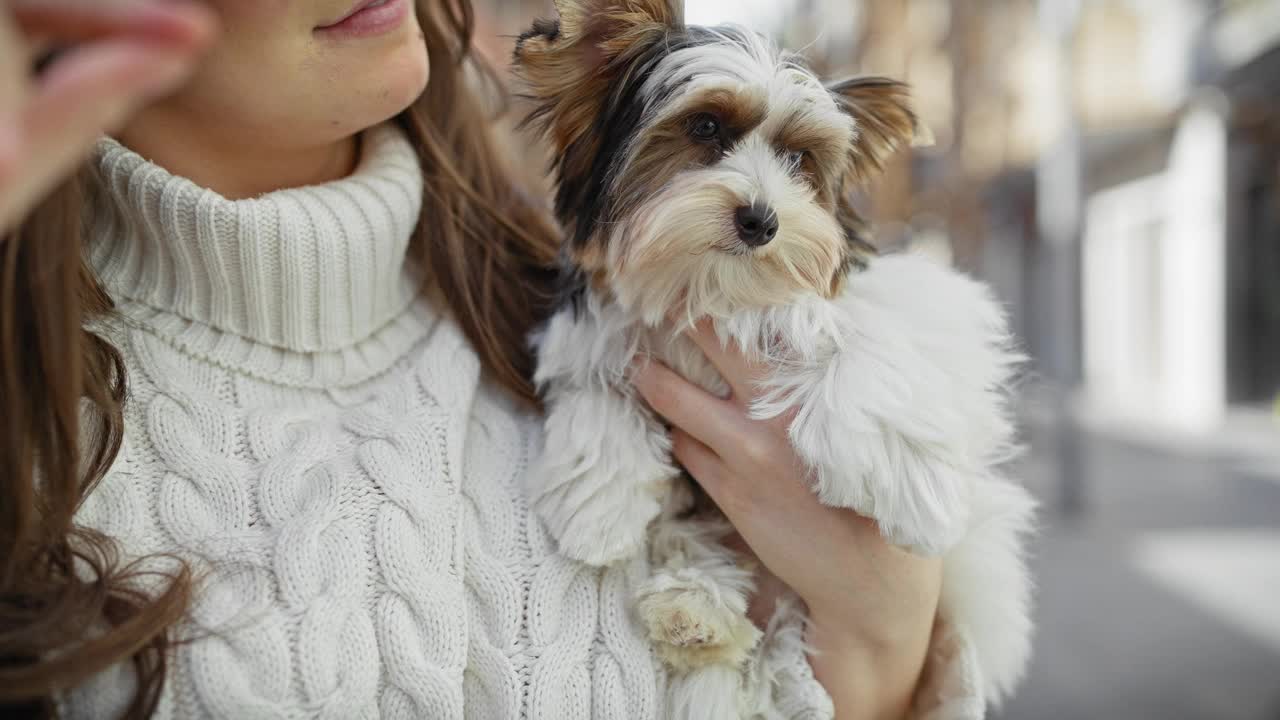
[{"xmin": 161, "ymin": 0, "xmax": 429, "ymax": 149}]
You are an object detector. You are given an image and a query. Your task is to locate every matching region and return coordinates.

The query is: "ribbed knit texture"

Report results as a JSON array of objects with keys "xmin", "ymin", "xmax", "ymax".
[
  {"xmin": 65, "ymin": 124, "xmax": 978, "ymax": 719},
  {"xmin": 88, "ymin": 126, "xmax": 429, "ymax": 389}
]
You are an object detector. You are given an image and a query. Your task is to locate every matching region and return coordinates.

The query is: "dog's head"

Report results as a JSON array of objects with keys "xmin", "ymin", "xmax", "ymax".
[{"xmin": 515, "ymin": 0, "xmax": 925, "ymax": 323}]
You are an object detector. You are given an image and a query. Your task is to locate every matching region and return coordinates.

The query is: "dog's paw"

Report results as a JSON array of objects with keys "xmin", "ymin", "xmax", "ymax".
[{"xmin": 637, "ymin": 585, "xmax": 761, "ymax": 672}]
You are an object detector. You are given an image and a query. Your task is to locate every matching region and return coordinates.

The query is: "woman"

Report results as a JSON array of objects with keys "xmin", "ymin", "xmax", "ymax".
[{"xmin": 0, "ymin": 1, "xmax": 985, "ymax": 718}]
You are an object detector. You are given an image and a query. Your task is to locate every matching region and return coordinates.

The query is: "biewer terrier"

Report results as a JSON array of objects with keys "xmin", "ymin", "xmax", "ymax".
[{"xmin": 515, "ymin": 1, "xmax": 1036, "ymax": 717}]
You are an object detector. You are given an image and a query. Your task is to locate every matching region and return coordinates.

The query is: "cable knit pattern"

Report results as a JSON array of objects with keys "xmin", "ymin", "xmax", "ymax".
[{"xmin": 64, "ymin": 123, "xmax": 981, "ymax": 719}]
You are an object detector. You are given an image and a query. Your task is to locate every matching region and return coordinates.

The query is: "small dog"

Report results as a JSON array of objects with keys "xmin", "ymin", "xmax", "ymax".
[{"xmin": 515, "ymin": 2, "xmax": 1036, "ymax": 717}]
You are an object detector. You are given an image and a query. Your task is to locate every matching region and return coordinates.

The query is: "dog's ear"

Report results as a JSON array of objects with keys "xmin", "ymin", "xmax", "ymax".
[
  {"xmin": 828, "ymin": 78, "xmax": 932, "ymax": 185},
  {"xmin": 514, "ymin": 0, "xmax": 683, "ymax": 149},
  {"xmin": 545, "ymin": 0, "xmax": 684, "ymax": 44}
]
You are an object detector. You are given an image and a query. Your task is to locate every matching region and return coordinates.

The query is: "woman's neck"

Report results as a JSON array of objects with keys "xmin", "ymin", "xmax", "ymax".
[{"xmin": 116, "ymin": 110, "xmax": 360, "ymax": 200}]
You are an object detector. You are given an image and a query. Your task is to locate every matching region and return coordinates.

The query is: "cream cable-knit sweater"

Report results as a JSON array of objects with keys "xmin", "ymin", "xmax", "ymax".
[{"xmin": 66, "ymin": 124, "xmax": 983, "ymax": 720}]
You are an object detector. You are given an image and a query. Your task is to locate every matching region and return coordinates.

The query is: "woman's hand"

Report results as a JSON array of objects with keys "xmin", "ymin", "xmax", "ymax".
[
  {"xmin": 0, "ymin": 0, "xmax": 215, "ymax": 233},
  {"xmin": 631, "ymin": 321, "xmax": 943, "ymax": 720}
]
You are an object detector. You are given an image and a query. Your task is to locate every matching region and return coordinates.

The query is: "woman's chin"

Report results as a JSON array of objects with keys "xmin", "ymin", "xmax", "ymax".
[
  {"xmin": 385, "ymin": 44, "xmax": 431, "ymax": 114},
  {"xmin": 332, "ymin": 45, "xmax": 430, "ymax": 139}
]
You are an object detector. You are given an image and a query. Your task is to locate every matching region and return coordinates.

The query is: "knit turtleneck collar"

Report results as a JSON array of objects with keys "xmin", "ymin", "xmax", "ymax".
[{"xmin": 87, "ymin": 124, "xmax": 438, "ymax": 388}]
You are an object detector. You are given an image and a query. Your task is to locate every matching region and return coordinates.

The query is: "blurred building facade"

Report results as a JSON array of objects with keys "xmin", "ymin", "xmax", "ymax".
[{"xmin": 714, "ymin": 0, "xmax": 1280, "ymax": 435}]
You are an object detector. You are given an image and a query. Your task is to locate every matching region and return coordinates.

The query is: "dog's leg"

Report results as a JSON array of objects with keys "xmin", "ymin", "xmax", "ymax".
[
  {"xmin": 636, "ymin": 485, "xmax": 760, "ymax": 720},
  {"xmin": 532, "ymin": 383, "xmax": 676, "ymax": 565},
  {"xmin": 530, "ymin": 297, "xmax": 678, "ymax": 566}
]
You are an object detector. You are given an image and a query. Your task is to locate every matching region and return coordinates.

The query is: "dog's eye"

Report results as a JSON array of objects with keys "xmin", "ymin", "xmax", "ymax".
[
  {"xmin": 689, "ymin": 114, "xmax": 722, "ymax": 142},
  {"xmin": 786, "ymin": 149, "xmax": 808, "ymax": 167}
]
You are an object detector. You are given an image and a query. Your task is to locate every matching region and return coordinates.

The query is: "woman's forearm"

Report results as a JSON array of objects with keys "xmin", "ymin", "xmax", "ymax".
[{"xmin": 807, "ymin": 607, "xmax": 934, "ymax": 720}]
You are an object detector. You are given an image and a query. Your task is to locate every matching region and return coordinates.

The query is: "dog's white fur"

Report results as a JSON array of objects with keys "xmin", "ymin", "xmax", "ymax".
[{"xmin": 532, "ymin": 252, "xmax": 1035, "ymax": 717}]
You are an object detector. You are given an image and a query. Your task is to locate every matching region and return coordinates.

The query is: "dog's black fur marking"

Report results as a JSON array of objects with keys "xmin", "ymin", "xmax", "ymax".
[
  {"xmin": 515, "ymin": 17, "xmax": 561, "ymax": 56},
  {"xmin": 555, "ymin": 27, "xmax": 742, "ymax": 254},
  {"xmin": 554, "ymin": 256, "xmax": 591, "ymax": 318},
  {"xmin": 554, "ymin": 37, "xmax": 673, "ymax": 249}
]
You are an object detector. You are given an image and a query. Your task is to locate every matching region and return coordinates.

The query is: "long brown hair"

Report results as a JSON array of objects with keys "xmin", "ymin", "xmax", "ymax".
[{"xmin": 0, "ymin": 2, "xmax": 559, "ymax": 716}]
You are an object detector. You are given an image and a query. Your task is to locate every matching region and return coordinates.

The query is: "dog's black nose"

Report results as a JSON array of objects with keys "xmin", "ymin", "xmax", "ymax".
[{"xmin": 734, "ymin": 204, "xmax": 779, "ymax": 247}]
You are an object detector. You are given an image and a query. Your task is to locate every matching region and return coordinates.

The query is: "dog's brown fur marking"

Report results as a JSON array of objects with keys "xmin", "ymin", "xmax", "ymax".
[
  {"xmin": 827, "ymin": 77, "xmax": 921, "ymax": 185},
  {"xmin": 514, "ymin": 0, "xmax": 684, "ymax": 156}
]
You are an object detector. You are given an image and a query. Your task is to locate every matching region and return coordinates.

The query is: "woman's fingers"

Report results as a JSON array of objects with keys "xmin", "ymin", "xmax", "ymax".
[
  {"xmin": 669, "ymin": 428, "xmax": 725, "ymax": 496},
  {"xmin": 0, "ymin": 1, "xmax": 215, "ymax": 233},
  {"xmin": 684, "ymin": 320, "xmax": 767, "ymax": 406},
  {"xmin": 31, "ymin": 41, "xmax": 196, "ymax": 127},
  {"xmin": 668, "ymin": 427, "xmax": 766, "ymax": 554},
  {"xmin": 1, "ymin": 41, "xmax": 199, "ymax": 232},
  {"xmin": 670, "ymin": 426, "xmax": 774, "ymax": 538},
  {"xmin": 631, "ymin": 358, "xmax": 743, "ymax": 452},
  {"xmin": 11, "ymin": 0, "xmax": 213, "ymax": 47}
]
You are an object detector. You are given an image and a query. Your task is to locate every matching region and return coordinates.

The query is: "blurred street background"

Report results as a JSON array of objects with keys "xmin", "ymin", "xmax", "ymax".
[{"xmin": 472, "ymin": 1, "xmax": 1280, "ymax": 718}]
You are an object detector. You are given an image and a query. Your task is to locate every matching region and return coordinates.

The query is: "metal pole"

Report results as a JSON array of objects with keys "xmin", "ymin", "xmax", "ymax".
[{"xmin": 1035, "ymin": 0, "xmax": 1085, "ymax": 517}]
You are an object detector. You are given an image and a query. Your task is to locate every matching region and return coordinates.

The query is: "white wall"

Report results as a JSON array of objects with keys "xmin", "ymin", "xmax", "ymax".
[{"xmin": 1082, "ymin": 98, "xmax": 1228, "ymax": 432}]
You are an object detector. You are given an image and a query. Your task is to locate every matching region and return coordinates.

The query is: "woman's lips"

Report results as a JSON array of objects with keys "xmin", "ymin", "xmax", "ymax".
[{"xmin": 316, "ymin": 0, "xmax": 408, "ymax": 39}]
